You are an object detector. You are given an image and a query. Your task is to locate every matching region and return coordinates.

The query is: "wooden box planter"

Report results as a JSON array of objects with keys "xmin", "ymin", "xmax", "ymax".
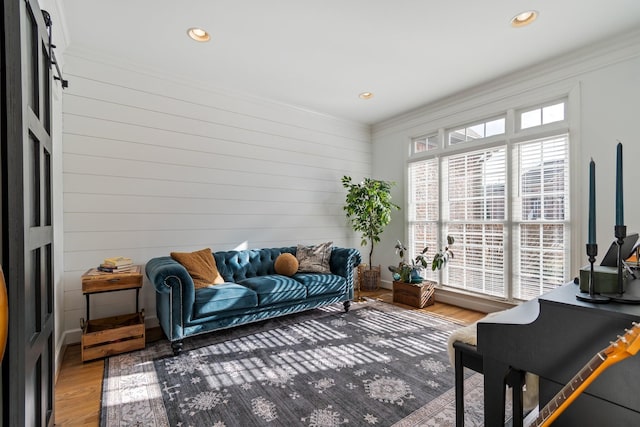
[{"xmin": 392, "ymin": 280, "xmax": 435, "ymax": 308}]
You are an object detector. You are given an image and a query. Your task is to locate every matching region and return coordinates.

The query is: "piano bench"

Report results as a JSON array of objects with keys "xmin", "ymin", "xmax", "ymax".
[{"xmin": 453, "ymin": 341, "xmax": 525, "ymax": 427}]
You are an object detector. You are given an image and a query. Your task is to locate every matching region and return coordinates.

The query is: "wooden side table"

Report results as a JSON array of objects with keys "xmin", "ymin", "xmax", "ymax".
[
  {"xmin": 392, "ymin": 280, "xmax": 435, "ymax": 308},
  {"xmin": 80, "ymin": 266, "xmax": 145, "ymax": 361}
]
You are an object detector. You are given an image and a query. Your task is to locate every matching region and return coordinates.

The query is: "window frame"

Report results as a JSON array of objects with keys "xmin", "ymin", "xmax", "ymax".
[
  {"xmin": 407, "ymin": 98, "xmax": 572, "ymax": 303},
  {"xmin": 517, "ymin": 99, "xmax": 567, "ymax": 131},
  {"xmin": 448, "ymin": 115, "xmax": 507, "ymax": 146}
]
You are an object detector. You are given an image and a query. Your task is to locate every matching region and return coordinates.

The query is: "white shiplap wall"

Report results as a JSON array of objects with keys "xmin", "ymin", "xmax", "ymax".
[{"xmin": 61, "ymin": 53, "xmax": 371, "ymax": 344}]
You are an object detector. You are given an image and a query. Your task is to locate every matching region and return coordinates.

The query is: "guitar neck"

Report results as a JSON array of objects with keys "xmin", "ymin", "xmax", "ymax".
[
  {"xmin": 528, "ymin": 351, "xmax": 609, "ymax": 427},
  {"xmin": 528, "ymin": 322, "xmax": 640, "ymax": 427}
]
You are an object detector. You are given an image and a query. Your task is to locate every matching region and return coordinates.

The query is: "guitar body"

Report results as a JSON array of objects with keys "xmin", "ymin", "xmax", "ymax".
[{"xmin": 536, "ymin": 378, "xmax": 640, "ymax": 426}]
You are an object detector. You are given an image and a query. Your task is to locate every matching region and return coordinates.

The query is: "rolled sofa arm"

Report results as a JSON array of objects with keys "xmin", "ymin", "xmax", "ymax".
[
  {"xmin": 145, "ymin": 256, "xmax": 198, "ymax": 341},
  {"xmin": 330, "ymin": 247, "xmax": 362, "ymax": 281},
  {"xmin": 145, "ymin": 256, "xmax": 195, "ymax": 294}
]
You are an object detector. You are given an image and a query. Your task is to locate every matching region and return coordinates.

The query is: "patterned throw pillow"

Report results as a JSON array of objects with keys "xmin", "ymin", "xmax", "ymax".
[
  {"xmin": 296, "ymin": 242, "xmax": 333, "ymax": 273},
  {"xmin": 170, "ymin": 248, "xmax": 225, "ymax": 289}
]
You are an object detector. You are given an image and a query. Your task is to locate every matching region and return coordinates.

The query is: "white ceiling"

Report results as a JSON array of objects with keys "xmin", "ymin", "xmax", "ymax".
[{"xmin": 61, "ymin": 0, "xmax": 640, "ymax": 124}]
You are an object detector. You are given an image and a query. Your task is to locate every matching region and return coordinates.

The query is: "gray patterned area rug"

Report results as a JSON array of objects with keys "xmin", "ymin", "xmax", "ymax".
[{"xmin": 101, "ymin": 300, "xmax": 488, "ymax": 426}]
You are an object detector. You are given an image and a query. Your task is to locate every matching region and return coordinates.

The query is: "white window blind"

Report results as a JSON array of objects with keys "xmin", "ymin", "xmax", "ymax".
[
  {"xmin": 408, "ymin": 159, "xmax": 439, "ymax": 282},
  {"xmin": 442, "ymin": 147, "xmax": 506, "ymax": 297},
  {"xmin": 513, "ymin": 135, "xmax": 569, "ymax": 299}
]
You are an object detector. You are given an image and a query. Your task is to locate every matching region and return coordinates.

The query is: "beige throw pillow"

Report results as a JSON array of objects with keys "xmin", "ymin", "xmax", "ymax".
[
  {"xmin": 170, "ymin": 248, "xmax": 224, "ymax": 289},
  {"xmin": 296, "ymin": 242, "xmax": 333, "ymax": 273}
]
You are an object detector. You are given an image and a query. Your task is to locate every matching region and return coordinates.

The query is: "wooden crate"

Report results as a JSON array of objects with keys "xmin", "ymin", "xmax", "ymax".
[
  {"xmin": 392, "ymin": 280, "xmax": 435, "ymax": 308},
  {"xmin": 81, "ymin": 312, "xmax": 145, "ymax": 362}
]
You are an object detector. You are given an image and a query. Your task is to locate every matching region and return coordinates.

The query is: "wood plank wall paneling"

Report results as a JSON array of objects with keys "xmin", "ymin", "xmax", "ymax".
[{"xmin": 61, "ymin": 54, "xmax": 371, "ymax": 343}]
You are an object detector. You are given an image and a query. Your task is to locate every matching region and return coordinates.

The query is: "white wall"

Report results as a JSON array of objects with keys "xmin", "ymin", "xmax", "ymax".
[
  {"xmin": 371, "ymin": 29, "xmax": 640, "ymax": 311},
  {"xmin": 60, "ymin": 52, "xmax": 371, "ymax": 344}
]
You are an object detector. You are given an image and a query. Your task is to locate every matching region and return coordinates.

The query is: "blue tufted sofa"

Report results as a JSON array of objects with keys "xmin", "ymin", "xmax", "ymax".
[{"xmin": 145, "ymin": 246, "xmax": 361, "ymax": 354}]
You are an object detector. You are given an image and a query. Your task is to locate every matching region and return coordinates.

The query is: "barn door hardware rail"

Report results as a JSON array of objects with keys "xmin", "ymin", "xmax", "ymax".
[{"xmin": 42, "ymin": 10, "xmax": 68, "ymax": 89}]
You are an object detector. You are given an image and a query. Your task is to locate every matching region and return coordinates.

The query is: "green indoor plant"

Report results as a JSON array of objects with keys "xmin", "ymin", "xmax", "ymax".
[
  {"xmin": 341, "ymin": 175, "xmax": 400, "ymax": 274},
  {"xmin": 389, "ymin": 236, "xmax": 455, "ymax": 283}
]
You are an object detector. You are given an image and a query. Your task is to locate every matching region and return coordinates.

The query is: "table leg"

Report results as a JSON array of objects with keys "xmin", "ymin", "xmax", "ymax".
[{"xmin": 85, "ymin": 294, "xmax": 90, "ymax": 322}]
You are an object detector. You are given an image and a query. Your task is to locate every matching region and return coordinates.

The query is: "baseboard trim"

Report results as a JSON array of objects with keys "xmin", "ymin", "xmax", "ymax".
[
  {"xmin": 434, "ymin": 288, "xmax": 516, "ymax": 313},
  {"xmin": 55, "ymin": 340, "xmax": 67, "ymax": 385}
]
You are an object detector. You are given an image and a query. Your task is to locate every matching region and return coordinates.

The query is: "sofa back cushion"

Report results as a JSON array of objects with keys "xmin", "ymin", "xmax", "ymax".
[{"xmin": 214, "ymin": 247, "xmax": 295, "ymax": 282}]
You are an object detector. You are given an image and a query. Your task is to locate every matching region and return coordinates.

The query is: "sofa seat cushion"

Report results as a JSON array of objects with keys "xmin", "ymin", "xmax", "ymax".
[
  {"xmin": 238, "ymin": 275, "xmax": 307, "ymax": 305},
  {"xmin": 193, "ymin": 283, "xmax": 258, "ymax": 319},
  {"xmin": 293, "ymin": 273, "xmax": 347, "ymax": 297}
]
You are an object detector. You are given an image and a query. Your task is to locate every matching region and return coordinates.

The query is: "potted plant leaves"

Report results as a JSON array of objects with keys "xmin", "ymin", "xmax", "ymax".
[
  {"xmin": 342, "ymin": 176, "xmax": 400, "ymax": 290},
  {"xmin": 389, "ymin": 235, "xmax": 455, "ymax": 283}
]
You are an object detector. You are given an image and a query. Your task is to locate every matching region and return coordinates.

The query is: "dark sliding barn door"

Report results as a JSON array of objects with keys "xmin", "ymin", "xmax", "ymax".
[{"xmin": 1, "ymin": 0, "xmax": 55, "ymax": 425}]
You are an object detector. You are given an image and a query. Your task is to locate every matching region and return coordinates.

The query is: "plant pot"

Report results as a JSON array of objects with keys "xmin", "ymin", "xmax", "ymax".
[
  {"xmin": 392, "ymin": 280, "xmax": 435, "ymax": 308},
  {"xmin": 359, "ymin": 265, "xmax": 381, "ymax": 291}
]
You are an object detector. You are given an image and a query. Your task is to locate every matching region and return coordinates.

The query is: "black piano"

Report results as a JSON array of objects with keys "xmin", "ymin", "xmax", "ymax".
[{"xmin": 477, "ymin": 281, "xmax": 640, "ymax": 426}]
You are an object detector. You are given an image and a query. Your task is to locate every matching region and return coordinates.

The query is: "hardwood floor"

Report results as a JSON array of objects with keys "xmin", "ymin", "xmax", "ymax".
[
  {"xmin": 54, "ymin": 345, "xmax": 104, "ymax": 427},
  {"xmin": 54, "ymin": 289, "xmax": 485, "ymax": 426}
]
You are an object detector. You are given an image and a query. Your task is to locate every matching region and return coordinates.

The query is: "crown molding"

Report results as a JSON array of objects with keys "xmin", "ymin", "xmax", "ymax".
[{"xmin": 373, "ymin": 27, "xmax": 640, "ymax": 136}]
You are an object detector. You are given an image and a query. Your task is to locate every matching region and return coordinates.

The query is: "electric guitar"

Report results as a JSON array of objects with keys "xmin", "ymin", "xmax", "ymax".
[{"xmin": 527, "ymin": 322, "xmax": 640, "ymax": 426}]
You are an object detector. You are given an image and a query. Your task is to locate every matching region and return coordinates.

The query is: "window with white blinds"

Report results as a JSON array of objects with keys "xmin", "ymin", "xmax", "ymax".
[
  {"xmin": 513, "ymin": 135, "xmax": 569, "ymax": 299},
  {"xmin": 408, "ymin": 158, "xmax": 439, "ymax": 282},
  {"xmin": 408, "ymin": 100, "xmax": 570, "ymax": 301},
  {"xmin": 442, "ymin": 146, "xmax": 507, "ymax": 297}
]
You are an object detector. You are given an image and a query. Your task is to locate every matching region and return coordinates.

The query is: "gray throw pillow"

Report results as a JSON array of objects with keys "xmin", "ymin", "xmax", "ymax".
[{"xmin": 296, "ymin": 242, "xmax": 333, "ymax": 273}]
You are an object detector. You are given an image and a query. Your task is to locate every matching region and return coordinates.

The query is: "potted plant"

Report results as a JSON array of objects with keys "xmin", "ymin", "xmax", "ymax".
[
  {"xmin": 389, "ymin": 236, "xmax": 455, "ymax": 283},
  {"xmin": 342, "ymin": 176, "xmax": 400, "ymax": 290}
]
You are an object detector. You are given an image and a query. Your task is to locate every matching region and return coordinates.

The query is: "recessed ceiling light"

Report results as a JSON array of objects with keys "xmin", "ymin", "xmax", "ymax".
[
  {"xmin": 187, "ymin": 27, "xmax": 211, "ymax": 42},
  {"xmin": 511, "ymin": 10, "xmax": 538, "ymax": 27},
  {"xmin": 359, "ymin": 92, "xmax": 374, "ymax": 100}
]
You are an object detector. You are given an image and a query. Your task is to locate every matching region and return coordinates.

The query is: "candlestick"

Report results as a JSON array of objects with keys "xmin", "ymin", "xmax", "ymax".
[
  {"xmin": 616, "ymin": 142, "xmax": 624, "ymax": 226},
  {"xmin": 588, "ymin": 159, "xmax": 596, "ymax": 244},
  {"xmin": 615, "ymin": 224, "xmax": 626, "ymax": 295},
  {"xmin": 576, "ymin": 243, "xmax": 610, "ymax": 303}
]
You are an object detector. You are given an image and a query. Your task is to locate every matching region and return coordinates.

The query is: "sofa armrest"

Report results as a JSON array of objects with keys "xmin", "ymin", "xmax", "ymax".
[
  {"xmin": 145, "ymin": 256, "xmax": 197, "ymax": 342},
  {"xmin": 145, "ymin": 256, "xmax": 195, "ymax": 295},
  {"xmin": 330, "ymin": 247, "xmax": 362, "ymax": 280}
]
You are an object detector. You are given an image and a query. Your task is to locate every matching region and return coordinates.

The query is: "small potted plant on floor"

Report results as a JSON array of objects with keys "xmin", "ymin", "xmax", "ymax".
[
  {"xmin": 342, "ymin": 176, "xmax": 400, "ymax": 291},
  {"xmin": 389, "ymin": 235, "xmax": 455, "ymax": 283}
]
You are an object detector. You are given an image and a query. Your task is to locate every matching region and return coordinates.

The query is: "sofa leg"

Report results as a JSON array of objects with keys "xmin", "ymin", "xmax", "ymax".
[
  {"xmin": 171, "ymin": 340, "xmax": 184, "ymax": 356},
  {"xmin": 343, "ymin": 300, "xmax": 351, "ymax": 312}
]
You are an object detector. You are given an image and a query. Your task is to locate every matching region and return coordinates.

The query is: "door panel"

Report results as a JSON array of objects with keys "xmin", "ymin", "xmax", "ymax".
[{"xmin": 2, "ymin": 0, "xmax": 55, "ymax": 425}]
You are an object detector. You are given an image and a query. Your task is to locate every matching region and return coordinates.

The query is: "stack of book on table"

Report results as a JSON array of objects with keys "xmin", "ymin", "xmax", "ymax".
[{"xmin": 98, "ymin": 256, "xmax": 135, "ymax": 273}]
